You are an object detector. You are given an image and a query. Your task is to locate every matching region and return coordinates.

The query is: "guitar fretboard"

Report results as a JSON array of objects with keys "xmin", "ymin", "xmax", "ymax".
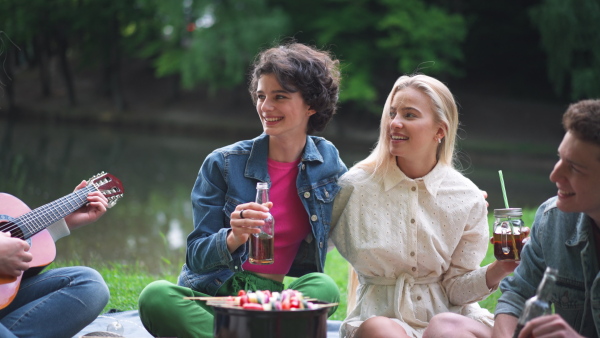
[{"xmin": 11, "ymin": 185, "xmax": 96, "ymax": 240}]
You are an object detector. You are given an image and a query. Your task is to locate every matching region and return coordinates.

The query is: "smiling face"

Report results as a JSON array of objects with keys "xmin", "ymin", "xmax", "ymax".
[
  {"xmin": 549, "ymin": 131, "xmax": 600, "ymax": 224},
  {"xmin": 255, "ymin": 74, "xmax": 315, "ymax": 142},
  {"xmin": 388, "ymin": 87, "xmax": 445, "ymax": 177}
]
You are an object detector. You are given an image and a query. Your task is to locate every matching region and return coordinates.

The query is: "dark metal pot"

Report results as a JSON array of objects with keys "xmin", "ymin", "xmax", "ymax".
[{"xmin": 213, "ymin": 305, "xmax": 328, "ymax": 338}]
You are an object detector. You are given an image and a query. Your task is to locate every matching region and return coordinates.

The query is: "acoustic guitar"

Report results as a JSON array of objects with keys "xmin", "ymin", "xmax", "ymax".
[{"xmin": 0, "ymin": 172, "xmax": 124, "ymax": 309}]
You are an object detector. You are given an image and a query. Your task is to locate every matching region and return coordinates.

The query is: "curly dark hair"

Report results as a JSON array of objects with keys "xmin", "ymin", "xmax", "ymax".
[
  {"xmin": 563, "ymin": 99, "xmax": 600, "ymax": 146},
  {"xmin": 248, "ymin": 43, "xmax": 341, "ymax": 134}
]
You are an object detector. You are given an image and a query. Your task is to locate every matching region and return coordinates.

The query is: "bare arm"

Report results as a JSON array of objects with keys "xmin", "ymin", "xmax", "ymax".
[
  {"xmin": 492, "ymin": 313, "xmax": 519, "ymax": 338},
  {"xmin": 485, "ymin": 260, "xmax": 519, "ymax": 289}
]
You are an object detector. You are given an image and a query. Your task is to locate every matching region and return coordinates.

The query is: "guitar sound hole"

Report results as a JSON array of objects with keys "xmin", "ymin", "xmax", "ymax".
[{"xmin": 0, "ymin": 220, "xmax": 26, "ymax": 240}]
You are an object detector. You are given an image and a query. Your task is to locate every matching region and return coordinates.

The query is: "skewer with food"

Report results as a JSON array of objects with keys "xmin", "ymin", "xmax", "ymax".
[{"xmin": 184, "ymin": 289, "xmax": 337, "ymax": 311}]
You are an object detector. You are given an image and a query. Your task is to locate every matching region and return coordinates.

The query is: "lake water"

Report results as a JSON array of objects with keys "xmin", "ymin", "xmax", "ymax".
[{"xmin": 0, "ymin": 118, "xmax": 560, "ymax": 274}]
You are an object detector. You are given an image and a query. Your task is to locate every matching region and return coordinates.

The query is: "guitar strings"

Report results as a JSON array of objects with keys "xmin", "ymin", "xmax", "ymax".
[
  {"xmin": 0, "ymin": 186, "xmax": 95, "ymax": 239},
  {"xmin": 19, "ymin": 188, "xmax": 92, "ymax": 234},
  {"xmin": 8, "ymin": 187, "xmax": 91, "ymax": 231},
  {"xmin": 0, "ymin": 188, "xmax": 90, "ymax": 238}
]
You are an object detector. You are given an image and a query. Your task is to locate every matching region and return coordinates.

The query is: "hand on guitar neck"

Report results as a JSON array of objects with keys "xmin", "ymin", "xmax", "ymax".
[
  {"xmin": 0, "ymin": 172, "xmax": 124, "ymax": 309},
  {"xmin": 64, "ymin": 180, "xmax": 110, "ymax": 230}
]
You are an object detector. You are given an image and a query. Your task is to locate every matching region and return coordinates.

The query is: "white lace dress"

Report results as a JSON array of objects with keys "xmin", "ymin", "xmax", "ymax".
[{"xmin": 330, "ymin": 163, "xmax": 495, "ymax": 338}]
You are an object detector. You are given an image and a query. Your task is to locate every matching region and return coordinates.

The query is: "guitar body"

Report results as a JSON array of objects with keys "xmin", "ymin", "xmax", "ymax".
[
  {"xmin": 0, "ymin": 193, "xmax": 56, "ymax": 309},
  {"xmin": 0, "ymin": 172, "xmax": 123, "ymax": 310}
]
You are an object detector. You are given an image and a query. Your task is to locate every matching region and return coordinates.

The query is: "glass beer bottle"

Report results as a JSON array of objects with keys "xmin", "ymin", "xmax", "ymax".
[
  {"xmin": 491, "ymin": 208, "xmax": 529, "ymax": 261},
  {"xmin": 249, "ymin": 182, "xmax": 274, "ymax": 265},
  {"xmin": 513, "ymin": 267, "xmax": 559, "ymax": 338}
]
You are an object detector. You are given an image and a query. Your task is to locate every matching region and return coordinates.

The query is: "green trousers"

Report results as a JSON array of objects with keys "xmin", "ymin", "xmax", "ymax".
[{"xmin": 138, "ymin": 271, "xmax": 339, "ymax": 338}]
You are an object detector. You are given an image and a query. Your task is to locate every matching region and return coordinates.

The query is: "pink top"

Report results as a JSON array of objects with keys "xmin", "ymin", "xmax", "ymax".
[{"xmin": 242, "ymin": 158, "xmax": 312, "ymax": 275}]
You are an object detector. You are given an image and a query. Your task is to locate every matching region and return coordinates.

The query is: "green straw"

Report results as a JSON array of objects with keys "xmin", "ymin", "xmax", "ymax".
[{"xmin": 498, "ymin": 170, "xmax": 510, "ymax": 208}]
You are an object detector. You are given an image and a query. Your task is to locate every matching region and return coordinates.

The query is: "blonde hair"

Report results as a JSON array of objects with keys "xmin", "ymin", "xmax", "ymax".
[{"xmin": 355, "ymin": 74, "xmax": 459, "ymax": 177}]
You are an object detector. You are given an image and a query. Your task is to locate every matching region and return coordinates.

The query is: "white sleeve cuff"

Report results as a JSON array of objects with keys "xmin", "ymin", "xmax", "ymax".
[{"xmin": 47, "ymin": 219, "xmax": 71, "ymax": 242}]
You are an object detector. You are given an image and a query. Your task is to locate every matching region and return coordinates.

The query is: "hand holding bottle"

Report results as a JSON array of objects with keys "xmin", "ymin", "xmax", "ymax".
[
  {"xmin": 515, "ymin": 314, "xmax": 583, "ymax": 338},
  {"xmin": 249, "ymin": 182, "xmax": 274, "ymax": 265},
  {"xmin": 227, "ymin": 202, "xmax": 273, "ymax": 253},
  {"xmin": 513, "ymin": 267, "xmax": 558, "ymax": 338}
]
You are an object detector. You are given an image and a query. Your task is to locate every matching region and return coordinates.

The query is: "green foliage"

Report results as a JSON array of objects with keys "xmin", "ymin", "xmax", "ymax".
[
  {"xmin": 69, "ymin": 0, "xmax": 160, "ymax": 71},
  {"xmin": 0, "ymin": 0, "xmax": 78, "ymax": 54},
  {"xmin": 140, "ymin": 0, "xmax": 290, "ymax": 92},
  {"xmin": 377, "ymin": 0, "xmax": 466, "ymax": 77},
  {"xmin": 4, "ymin": 0, "xmax": 576, "ymax": 122},
  {"xmin": 51, "ymin": 261, "xmax": 178, "ymax": 312},
  {"xmin": 530, "ymin": 0, "xmax": 600, "ymax": 99},
  {"xmin": 323, "ymin": 249, "xmax": 350, "ymax": 320},
  {"xmin": 307, "ymin": 0, "xmax": 382, "ymax": 106},
  {"xmin": 0, "ymin": 0, "xmax": 471, "ymax": 115},
  {"xmin": 275, "ymin": 0, "xmax": 467, "ymax": 114}
]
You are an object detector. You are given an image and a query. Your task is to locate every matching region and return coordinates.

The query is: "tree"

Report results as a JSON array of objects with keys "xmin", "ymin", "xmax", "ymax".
[
  {"xmin": 74, "ymin": 0, "xmax": 158, "ymax": 112},
  {"xmin": 530, "ymin": 0, "xmax": 600, "ymax": 99},
  {"xmin": 274, "ymin": 0, "xmax": 467, "ymax": 115},
  {"xmin": 0, "ymin": 31, "xmax": 18, "ymax": 115},
  {"xmin": 138, "ymin": 0, "xmax": 289, "ymax": 98}
]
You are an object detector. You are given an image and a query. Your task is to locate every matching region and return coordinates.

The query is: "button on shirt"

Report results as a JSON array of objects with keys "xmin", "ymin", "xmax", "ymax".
[{"xmin": 331, "ymin": 163, "xmax": 493, "ymax": 337}]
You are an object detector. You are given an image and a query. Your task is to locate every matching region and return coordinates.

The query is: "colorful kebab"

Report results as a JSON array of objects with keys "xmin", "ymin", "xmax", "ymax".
[{"xmin": 184, "ymin": 289, "xmax": 336, "ymax": 311}]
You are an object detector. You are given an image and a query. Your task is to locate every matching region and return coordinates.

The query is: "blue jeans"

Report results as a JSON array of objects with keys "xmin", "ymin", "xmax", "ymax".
[{"xmin": 0, "ymin": 266, "xmax": 109, "ymax": 338}]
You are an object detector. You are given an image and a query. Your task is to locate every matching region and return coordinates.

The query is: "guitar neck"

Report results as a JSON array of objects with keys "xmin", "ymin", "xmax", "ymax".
[{"xmin": 13, "ymin": 185, "xmax": 96, "ymax": 240}]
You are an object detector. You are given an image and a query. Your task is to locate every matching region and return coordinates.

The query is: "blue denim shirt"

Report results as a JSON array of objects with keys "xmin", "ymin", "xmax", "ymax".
[
  {"xmin": 496, "ymin": 197, "xmax": 600, "ymax": 337},
  {"xmin": 178, "ymin": 133, "xmax": 348, "ymax": 295}
]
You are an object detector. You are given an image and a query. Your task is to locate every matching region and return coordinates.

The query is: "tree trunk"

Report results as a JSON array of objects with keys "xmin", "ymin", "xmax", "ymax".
[
  {"xmin": 168, "ymin": 75, "xmax": 181, "ymax": 104},
  {"xmin": 35, "ymin": 33, "xmax": 52, "ymax": 98},
  {"xmin": 108, "ymin": 16, "xmax": 126, "ymax": 112},
  {"xmin": 0, "ymin": 47, "xmax": 17, "ymax": 117},
  {"xmin": 55, "ymin": 27, "xmax": 76, "ymax": 106}
]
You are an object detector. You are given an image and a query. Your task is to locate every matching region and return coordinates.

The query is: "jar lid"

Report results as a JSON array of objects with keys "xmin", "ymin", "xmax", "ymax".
[{"xmin": 494, "ymin": 208, "xmax": 523, "ymax": 217}]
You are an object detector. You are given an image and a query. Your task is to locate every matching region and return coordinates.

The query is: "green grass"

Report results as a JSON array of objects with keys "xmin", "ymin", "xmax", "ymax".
[
  {"xmin": 49, "ymin": 261, "xmax": 178, "ymax": 313},
  {"xmin": 51, "ymin": 207, "xmax": 537, "ymax": 321}
]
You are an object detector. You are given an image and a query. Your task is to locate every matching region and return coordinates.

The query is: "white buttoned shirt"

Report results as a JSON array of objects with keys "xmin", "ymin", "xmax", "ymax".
[{"xmin": 331, "ymin": 162, "xmax": 494, "ymax": 338}]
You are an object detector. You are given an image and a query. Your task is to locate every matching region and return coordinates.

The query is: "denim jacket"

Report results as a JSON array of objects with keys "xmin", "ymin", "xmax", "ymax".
[
  {"xmin": 496, "ymin": 197, "xmax": 600, "ymax": 337},
  {"xmin": 178, "ymin": 133, "xmax": 347, "ymax": 295}
]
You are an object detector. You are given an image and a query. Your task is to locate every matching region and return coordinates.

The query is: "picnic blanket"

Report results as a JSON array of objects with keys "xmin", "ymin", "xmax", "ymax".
[{"xmin": 76, "ymin": 310, "xmax": 342, "ymax": 337}]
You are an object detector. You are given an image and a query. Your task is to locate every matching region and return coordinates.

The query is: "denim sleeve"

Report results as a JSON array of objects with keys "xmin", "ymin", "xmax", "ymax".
[
  {"xmin": 337, "ymin": 156, "xmax": 349, "ymax": 177},
  {"xmin": 185, "ymin": 152, "xmax": 246, "ymax": 274},
  {"xmin": 325, "ymin": 154, "xmax": 349, "ymax": 249},
  {"xmin": 495, "ymin": 202, "xmax": 548, "ymax": 318}
]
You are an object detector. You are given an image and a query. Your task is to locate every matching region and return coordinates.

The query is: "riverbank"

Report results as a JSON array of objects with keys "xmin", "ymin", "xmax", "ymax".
[
  {"xmin": 2, "ymin": 60, "xmax": 568, "ymax": 208},
  {"xmin": 4, "ymin": 59, "xmax": 567, "ymax": 146}
]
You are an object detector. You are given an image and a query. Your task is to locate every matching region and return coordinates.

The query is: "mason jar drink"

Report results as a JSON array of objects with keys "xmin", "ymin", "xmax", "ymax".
[{"xmin": 490, "ymin": 208, "xmax": 530, "ymax": 261}]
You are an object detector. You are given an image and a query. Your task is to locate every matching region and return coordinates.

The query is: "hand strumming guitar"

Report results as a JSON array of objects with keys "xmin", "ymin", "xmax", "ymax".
[
  {"xmin": 0, "ymin": 172, "xmax": 121, "ymax": 336},
  {"xmin": 0, "ymin": 232, "xmax": 32, "ymax": 278},
  {"xmin": 64, "ymin": 180, "xmax": 109, "ymax": 230}
]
